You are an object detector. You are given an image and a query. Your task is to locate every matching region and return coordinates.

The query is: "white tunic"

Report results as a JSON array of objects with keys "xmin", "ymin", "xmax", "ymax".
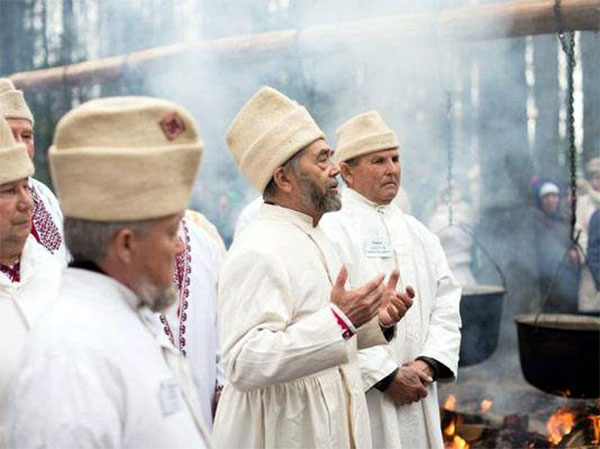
[
  {"xmin": 213, "ymin": 204, "xmax": 388, "ymax": 449},
  {"xmin": 157, "ymin": 218, "xmax": 225, "ymax": 428},
  {"xmin": 321, "ymin": 188, "xmax": 462, "ymax": 449},
  {"xmin": 29, "ymin": 178, "xmax": 69, "ymax": 266},
  {"xmin": 5, "ymin": 268, "xmax": 211, "ymax": 449},
  {"xmin": 0, "ymin": 236, "xmax": 61, "ymax": 447},
  {"xmin": 233, "ymin": 196, "xmax": 263, "ymax": 241}
]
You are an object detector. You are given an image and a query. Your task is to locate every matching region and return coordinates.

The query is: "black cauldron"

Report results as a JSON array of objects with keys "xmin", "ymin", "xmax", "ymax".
[
  {"xmin": 459, "ymin": 284, "xmax": 505, "ymax": 367},
  {"xmin": 515, "ymin": 313, "xmax": 600, "ymax": 398}
]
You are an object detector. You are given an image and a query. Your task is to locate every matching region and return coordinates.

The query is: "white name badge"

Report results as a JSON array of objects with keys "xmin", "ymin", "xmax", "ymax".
[
  {"xmin": 364, "ymin": 237, "xmax": 393, "ymax": 258},
  {"xmin": 159, "ymin": 378, "xmax": 183, "ymax": 416}
]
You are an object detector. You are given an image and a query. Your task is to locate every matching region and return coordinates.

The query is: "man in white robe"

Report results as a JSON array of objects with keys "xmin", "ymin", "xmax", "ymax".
[
  {"xmin": 159, "ymin": 212, "xmax": 225, "ymax": 427},
  {"xmin": 5, "ymin": 97, "xmax": 211, "ymax": 448},
  {"xmin": 0, "ymin": 117, "xmax": 61, "ymax": 447},
  {"xmin": 213, "ymin": 87, "xmax": 414, "ymax": 448},
  {"xmin": 321, "ymin": 111, "xmax": 462, "ymax": 449},
  {"xmin": 0, "ymin": 78, "xmax": 67, "ymax": 265}
]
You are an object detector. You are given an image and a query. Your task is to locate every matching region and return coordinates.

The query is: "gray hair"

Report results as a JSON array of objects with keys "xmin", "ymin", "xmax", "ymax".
[
  {"xmin": 64, "ymin": 217, "xmax": 152, "ymax": 263},
  {"xmin": 263, "ymin": 148, "xmax": 305, "ymax": 200}
]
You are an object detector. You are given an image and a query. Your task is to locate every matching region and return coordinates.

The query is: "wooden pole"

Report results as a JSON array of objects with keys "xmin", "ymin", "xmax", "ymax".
[{"xmin": 9, "ymin": 0, "xmax": 600, "ymax": 91}]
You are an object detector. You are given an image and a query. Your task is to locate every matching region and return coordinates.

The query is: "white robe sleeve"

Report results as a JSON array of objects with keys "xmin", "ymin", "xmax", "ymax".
[
  {"xmin": 7, "ymin": 344, "xmax": 123, "ymax": 449},
  {"xmin": 416, "ymin": 234, "xmax": 462, "ymax": 379},
  {"xmin": 219, "ymin": 249, "xmax": 350, "ymax": 392},
  {"xmin": 356, "ymin": 316, "xmax": 390, "ymax": 350}
]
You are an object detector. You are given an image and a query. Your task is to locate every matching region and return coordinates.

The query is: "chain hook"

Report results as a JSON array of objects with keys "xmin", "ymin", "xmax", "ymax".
[
  {"xmin": 446, "ymin": 92, "xmax": 454, "ymax": 227},
  {"xmin": 553, "ymin": 0, "xmax": 578, "ymax": 242}
]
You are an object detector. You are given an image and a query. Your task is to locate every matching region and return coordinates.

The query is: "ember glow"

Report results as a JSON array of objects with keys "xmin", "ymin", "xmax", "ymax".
[
  {"xmin": 480, "ymin": 398, "xmax": 493, "ymax": 414},
  {"xmin": 546, "ymin": 407, "xmax": 575, "ymax": 445},
  {"xmin": 444, "ymin": 394, "xmax": 456, "ymax": 411}
]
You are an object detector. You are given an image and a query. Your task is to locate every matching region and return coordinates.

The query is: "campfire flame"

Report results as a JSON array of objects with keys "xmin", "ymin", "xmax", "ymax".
[
  {"xmin": 447, "ymin": 435, "xmax": 470, "ymax": 449},
  {"xmin": 443, "ymin": 416, "xmax": 470, "ymax": 449},
  {"xmin": 547, "ymin": 407, "xmax": 575, "ymax": 445},
  {"xmin": 590, "ymin": 414, "xmax": 600, "ymax": 445},
  {"xmin": 444, "ymin": 394, "xmax": 456, "ymax": 411},
  {"xmin": 480, "ymin": 398, "xmax": 493, "ymax": 414},
  {"xmin": 443, "ymin": 419, "xmax": 456, "ymax": 437}
]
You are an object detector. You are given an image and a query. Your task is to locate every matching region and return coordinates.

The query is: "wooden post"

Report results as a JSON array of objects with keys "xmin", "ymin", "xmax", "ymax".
[{"xmin": 8, "ymin": 0, "xmax": 600, "ymax": 92}]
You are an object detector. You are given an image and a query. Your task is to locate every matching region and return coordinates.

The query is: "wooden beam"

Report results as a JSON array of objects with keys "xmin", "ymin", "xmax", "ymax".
[{"xmin": 9, "ymin": 0, "xmax": 600, "ymax": 91}]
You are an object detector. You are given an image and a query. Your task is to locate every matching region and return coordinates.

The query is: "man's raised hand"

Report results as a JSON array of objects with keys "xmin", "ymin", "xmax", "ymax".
[
  {"xmin": 378, "ymin": 269, "xmax": 415, "ymax": 328},
  {"xmin": 330, "ymin": 266, "xmax": 385, "ymax": 328}
]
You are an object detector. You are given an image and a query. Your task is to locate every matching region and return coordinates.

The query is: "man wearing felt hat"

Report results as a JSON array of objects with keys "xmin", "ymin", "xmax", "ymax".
[
  {"xmin": 0, "ymin": 78, "xmax": 67, "ymax": 265},
  {"xmin": 0, "ymin": 116, "xmax": 61, "ymax": 448},
  {"xmin": 5, "ymin": 97, "xmax": 211, "ymax": 448},
  {"xmin": 321, "ymin": 111, "xmax": 462, "ymax": 449},
  {"xmin": 212, "ymin": 87, "xmax": 414, "ymax": 448}
]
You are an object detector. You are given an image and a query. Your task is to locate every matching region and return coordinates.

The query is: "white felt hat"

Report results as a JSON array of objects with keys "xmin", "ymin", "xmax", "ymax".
[
  {"xmin": 0, "ymin": 116, "xmax": 33, "ymax": 185},
  {"xmin": 49, "ymin": 96, "xmax": 203, "ymax": 221},
  {"xmin": 335, "ymin": 110, "xmax": 398, "ymax": 163},
  {"xmin": 226, "ymin": 86, "xmax": 324, "ymax": 192},
  {"xmin": 0, "ymin": 78, "xmax": 34, "ymax": 124}
]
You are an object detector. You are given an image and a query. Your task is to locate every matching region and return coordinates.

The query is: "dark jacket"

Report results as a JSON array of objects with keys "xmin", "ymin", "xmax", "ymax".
[{"xmin": 588, "ymin": 209, "xmax": 600, "ymax": 290}]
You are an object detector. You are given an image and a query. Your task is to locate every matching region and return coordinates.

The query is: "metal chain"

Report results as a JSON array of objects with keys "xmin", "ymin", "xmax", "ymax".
[
  {"xmin": 554, "ymin": 0, "xmax": 578, "ymax": 242},
  {"xmin": 446, "ymin": 92, "xmax": 454, "ymax": 226}
]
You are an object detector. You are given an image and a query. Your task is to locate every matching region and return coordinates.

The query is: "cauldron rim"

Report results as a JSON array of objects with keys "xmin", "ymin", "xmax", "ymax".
[
  {"xmin": 461, "ymin": 284, "xmax": 505, "ymax": 296},
  {"xmin": 515, "ymin": 313, "xmax": 600, "ymax": 331}
]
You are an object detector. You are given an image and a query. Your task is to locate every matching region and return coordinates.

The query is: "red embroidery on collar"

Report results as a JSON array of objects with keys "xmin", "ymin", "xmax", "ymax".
[
  {"xmin": 0, "ymin": 261, "xmax": 21, "ymax": 283},
  {"xmin": 28, "ymin": 185, "xmax": 62, "ymax": 254},
  {"xmin": 159, "ymin": 111, "xmax": 186, "ymax": 141},
  {"xmin": 159, "ymin": 220, "xmax": 191, "ymax": 356}
]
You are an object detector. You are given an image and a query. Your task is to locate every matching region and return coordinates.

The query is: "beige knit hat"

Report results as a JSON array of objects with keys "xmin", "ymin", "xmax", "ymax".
[
  {"xmin": 335, "ymin": 111, "xmax": 399, "ymax": 163},
  {"xmin": 49, "ymin": 96, "xmax": 203, "ymax": 221},
  {"xmin": 0, "ymin": 78, "xmax": 34, "ymax": 124},
  {"xmin": 0, "ymin": 116, "xmax": 33, "ymax": 185},
  {"xmin": 226, "ymin": 86, "xmax": 324, "ymax": 192},
  {"xmin": 585, "ymin": 157, "xmax": 600, "ymax": 175}
]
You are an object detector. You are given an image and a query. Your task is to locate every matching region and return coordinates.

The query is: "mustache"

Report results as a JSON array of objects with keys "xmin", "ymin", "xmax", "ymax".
[{"xmin": 326, "ymin": 179, "xmax": 339, "ymax": 189}]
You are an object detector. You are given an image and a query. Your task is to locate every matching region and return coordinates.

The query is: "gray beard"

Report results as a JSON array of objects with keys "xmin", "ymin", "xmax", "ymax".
[
  {"xmin": 136, "ymin": 276, "xmax": 178, "ymax": 313},
  {"xmin": 297, "ymin": 173, "xmax": 341, "ymax": 215}
]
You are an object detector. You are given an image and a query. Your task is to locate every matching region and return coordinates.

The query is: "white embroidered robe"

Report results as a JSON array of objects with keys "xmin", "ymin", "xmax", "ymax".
[
  {"xmin": 0, "ymin": 236, "xmax": 61, "ymax": 447},
  {"xmin": 157, "ymin": 218, "xmax": 225, "ymax": 428},
  {"xmin": 213, "ymin": 204, "xmax": 388, "ymax": 449},
  {"xmin": 29, "ymin": 178, "xmax": 69, "ymax": 266},
  {"xmin": 321, "ymin": 188, "xmax": 462, "ymax": 449},
  {"xmin": 5, "ymin": 268, "xmax": 211, "ymax": 449}
]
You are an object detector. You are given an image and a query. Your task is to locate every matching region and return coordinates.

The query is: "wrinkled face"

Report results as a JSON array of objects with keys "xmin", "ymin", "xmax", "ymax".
[
  {"xmin": 590, "ymin": 172, "xmax": 600, "ymax": 192},
  {"xmin": 130, "ymin": 213, "xmax": 184, "ymax": 311},
  {"xmin": 342, "ymin": 148, "xmax": 401, "ymax": 205},
  {"xmin": 0, "ymin": 178, "xmax": 34, "ymax": 258},
  {"xmin": 293, "ymin": 139, "xmax": 342, "ymax": 215},
  {"xmin": 541, "ymin": 192, "xmax": 560, "ymax": 215},
  {"xmin": 7, "ymin": 118, "xmax": 34, "ymax": 160}
]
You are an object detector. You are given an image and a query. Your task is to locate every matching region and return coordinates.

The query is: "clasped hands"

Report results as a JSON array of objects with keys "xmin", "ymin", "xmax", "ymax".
[{"xmin": 330, "ymin": 265, "xmax": 414, "ymax": 329}]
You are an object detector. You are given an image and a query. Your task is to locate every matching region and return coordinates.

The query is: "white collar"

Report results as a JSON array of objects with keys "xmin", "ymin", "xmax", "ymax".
[
  {"xmin": 260, "ymin": 203, "xmax": 316, "ymax": 232},
  {"xmin": 343, "ymin": 187, "xmax": 398, "ymax": 215}
]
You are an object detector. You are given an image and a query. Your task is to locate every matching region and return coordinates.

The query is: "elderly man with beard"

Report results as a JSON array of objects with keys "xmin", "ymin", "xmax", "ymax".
[
  {"xmin": 5, "ymin": 97, "xmax": 211, "ymax": 448},
  {"xmin": 0, "ymin": 117, "xmax": 61, "ymax": 448},
  {"xmin": 321, "ymin": 111, "xmax": 462, "ymax": 449},
  {"xmin": 212, "ymin": 87, "xmax": 414, "ymax": 449},
  {"xmin": 0, "ymin": 78, "xmax": 67, "ymax": 265}
]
